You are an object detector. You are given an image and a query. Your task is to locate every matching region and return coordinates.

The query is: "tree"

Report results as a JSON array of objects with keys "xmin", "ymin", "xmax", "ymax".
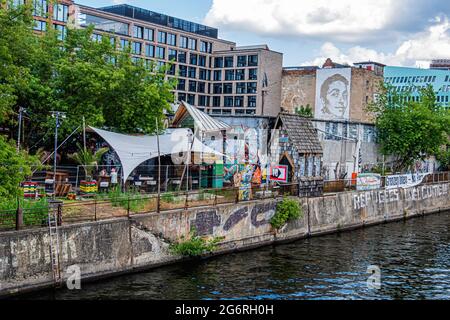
[
  {"xmin": 295, "ymin": 105, "xmax": 313, "ymax": 118},
  {"xmin": 0, "ymin": 2, "xmax": 176, "ymax": 152},
  {"xmin": 0, "ymin": 136, "xmax": 40, "ymax": 199},
  {"xmin": 68, "ymin": 144, "xmax": 109, "ymax": 181},
  {"xmin": 369, "ymin": 84, "xmax": 450, "ymax": 172}
]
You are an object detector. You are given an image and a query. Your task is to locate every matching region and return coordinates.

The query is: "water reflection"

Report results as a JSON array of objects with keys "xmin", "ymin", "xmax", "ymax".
[{"xmin": 22, "ymin": 212, "xmax": 450, "ymax": 300}]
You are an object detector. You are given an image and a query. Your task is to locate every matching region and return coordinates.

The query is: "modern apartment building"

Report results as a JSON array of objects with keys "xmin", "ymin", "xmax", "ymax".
[
  {"xmin": 23, "ymin": 1, "xmax": 283, "ymax": 117},
  {"xmin": 384, "ymin": 66, "xmax": 450, "ymax": 108}
]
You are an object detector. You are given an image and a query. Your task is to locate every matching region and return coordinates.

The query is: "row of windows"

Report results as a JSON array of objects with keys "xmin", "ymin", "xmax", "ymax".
[
  {"xmin": 324, "ymin": 122, "xmax": 376, "ymax": 143},
  {"xmin": 386, "ymin": 75, "xmax": 437, "ymax": 84},
  {"xmin": 213, "ymin": 69, "xmax": 257, "ymax": 81},
  {"xmin": 131, "ymin": 25, "xmax": 212, "ymax": 52},
  {"xmin": 177, "ymin": 94, "xmax": 257, "ymax": 108},
  {"xmin": 210, "ymin": 109, "xmax": 256, "ymax": 115},
  {"xmin": 214, "ymin": 55, "xmax": 259, "ymax": 68},
  {"xmin": 24, "ymin": 1, "xmax": 69, "ymax": 22},
  {"xmin": 176, "ymin": 80, "xmax": 258, "ymax": 94}
]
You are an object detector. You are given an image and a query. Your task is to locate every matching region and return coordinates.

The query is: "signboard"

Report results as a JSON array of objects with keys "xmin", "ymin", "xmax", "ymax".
[
  {"xmin": 357, "ymin": 173, "xmax": 381, "ymax": 191},
  {"xmin": 385, "ymin": 173, "xmax": 429, "ymax": 189},
  {"xmin": 315, "ymin": 68, "xmax": 351, "ymax": 120},
  {"xmin": 270, "ymin": 165, "xmax": 288, "ymax": 183}
]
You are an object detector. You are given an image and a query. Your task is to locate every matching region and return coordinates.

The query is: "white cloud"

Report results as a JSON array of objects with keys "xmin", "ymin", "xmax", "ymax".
[
  {"xmin": 301, "ymin": 17, "xmax": 450, "ymax": 67},
  {"xmin": 205, "ymin": 0, "xmax": 397, "ymax": 42}
]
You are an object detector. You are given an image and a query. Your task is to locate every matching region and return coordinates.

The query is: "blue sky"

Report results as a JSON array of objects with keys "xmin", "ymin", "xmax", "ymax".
[{"xmin": 77, "ymin": 0, "xmax": 450, "ymax": 68}]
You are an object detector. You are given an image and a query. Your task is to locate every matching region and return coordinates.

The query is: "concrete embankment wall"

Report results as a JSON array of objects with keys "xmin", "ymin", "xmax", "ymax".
[{"xmin": 1, "ymin": 182, "xmax": 449, "ymax": 297}]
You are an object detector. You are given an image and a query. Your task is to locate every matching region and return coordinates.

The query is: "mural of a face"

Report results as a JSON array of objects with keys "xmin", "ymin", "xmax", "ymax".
[
  {"xmin": 321, "ymin": 76, "xmax": 349, "ymax": 118},
  {"xmin": 317, "ymin": 71, "xmax": 351, "ymax": 120}
]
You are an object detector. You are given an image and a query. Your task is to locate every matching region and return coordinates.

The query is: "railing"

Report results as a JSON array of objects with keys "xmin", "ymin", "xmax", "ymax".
[{"xmin": 1, "ymin": 172, "xmax": 449, "ymax": 232}]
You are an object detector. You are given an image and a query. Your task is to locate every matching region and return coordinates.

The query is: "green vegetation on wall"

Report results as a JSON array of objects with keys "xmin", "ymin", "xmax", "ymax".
[{"xmin": 270, "ymin": 198, "xmax": 303, "ymax": 229}]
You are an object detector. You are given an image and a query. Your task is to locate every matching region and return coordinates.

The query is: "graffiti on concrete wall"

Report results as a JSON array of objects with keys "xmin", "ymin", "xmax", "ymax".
[
  {"xmin": 251, "ymin": 202, "xmax": 277, "ymax": 228},
  {"xmin": 223, "ymin": 207, "xmax": 249, "ymax": 231},
  {"xmin": 353, "ymin": 184, "xmax": 449, "ymax": 210},
  {"xmin": 191, "ymin": 211, "xmax": 222, "ymax": 236}
]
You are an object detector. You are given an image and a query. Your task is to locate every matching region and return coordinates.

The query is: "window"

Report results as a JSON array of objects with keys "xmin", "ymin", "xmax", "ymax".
[
  {"xmin": 53, "ymin": 3, "xmax": 68, "ymax": 22},
  {"xmin": 248, "ymin": 96, "xmax": 257, "ymax": 108},
  {"xmin": 180, "ymin": 36, "xmax": 188, "ymax": 48},
  {"xmin": 178, "ymin": 93, "xmax": 186, "ymax": 102},
  {"xmin": 33, "ymin": 0, "xmax": 47, "ymax": 17},
  {"xmin": 33, "ymin": 20, "xmax": 46, "ymax": 32},
  {"xmin": 249, "ymin": 68, "xmax": 258, "ymax": 80},
  {"xmin": 167, "ymin": 33, "xmax": 176, "ymax": 46},
  {"xmin": 79, "ymin": 13, "xmax": 129, "ymax": 36},
  {"xmin": 177, "ymin": 79, "xmax": 186, "ymax": 91},
  {"xmin": 224, "ymin": 56, "xmax": 234, "ymax": 68},
  {"xmin": 188, "ymin": 38, "xmax": 197, "ymax": 50},
  {"xmin": 199, "ymin": 69, "xmax": 208, "ymax": 81},
  {"xmin": 145, "ymin": 44, "xmax": 154, "ymax": 57},
  {"xmin": 223, "ymin": 83, "xmax": 233, "ymax": 94},
  {"xmin": 198, "ymin": 55, "xmax": 207, "ymax": 67},
  {"xmin": 237, "ymin": 56, "xmax": 247, "ymax": 67},
  {"xmin": 213, "ymin": 97, "xmax": 221, "ymax": 107},
  {"xmin": 132, "ymin": 42, "xmax": 142, "ymax": 55},
  {"xmin": 178, "ymin": 51, "xmax": 186, "ymax": 64},
  {"xmin": 155, "ymin": 46, "xmax": 165, "ymax": 59},
  {"xmin": 200, "ymin": 41, "xmax": 209, "ymax": 53},
  {"xmin": 188, "ymin": 67, "xmax": 197, "ymax": 78},
  {"xmin": 213, "ymin": 84, "xmax": 222, "ymax": 94},
  {"xmin": 133, "ymin": 26, "xmax": 144, "ymax": 39},
  {"xmin": 235, "ymin": 69, "xmax": 245, "ymax": 80},
  {"xmin": 168, "ymin": 49, "xmax": 177, "ymax": 61},
  {"xmin": 190, "ymin": 54, "xmax": 198, "ymax": 65},
  {"xmin": 224, "ymin": 97, "xmax": 234, "ymax": 107},
  {"xmin": 236, "ymin": 83, "xmax": 246, "ymax": 94},
  {"xmin": 91, "ymin": 33, "xmax": 102, "ymax": 42},
  {"xmin": 213, "ymin": 70, "xmax": 222, "ymax": 81},
  {"xmin": 144, "ymin": 28, "xmax": 154, "ymax": 41},
  {"xmin": 214, "ymin": 57, "xmax": 224, "ymax": 68},
  {"xmin": 247, "ymin": 82, "xmax": 257, "ymax": 94},
  {"xmin": 197, "ymin": 82, "xmax": 206, "ymax": 93},
  {"xmin": 225, "ymin": 70, "xmax": 235, "ymax": 81},
  {"xmin": 234, "ymin": 96, "xmax": 244, "ymax": 107},
  {"xmin": 363, "ymin": 125, "xmax": 376, "ymax": 143},
  {"xmin": 325, "ymin": 122, "xmax": 339, "ymax": 140},
  {"xmin": 179, "ymin": 65, "xmax": 187, "ymax": 77},
  {"xmin": 158, "ymin": 31, "xmax": 166, "ymax": 44},
  {"xmin": 119, "ymin": 39, "xmax": 129, "ymax": 51},
  {"xmin": 248, "ymin": 55, "xmax": 258, "ymax": 66},
  {"xmin": 189, "ymin": 81, "xmax": 197, "ymax": 92},
  {"xmin": 54, "ymin": 24, "xmax": 66, "ymax": 40},
  {"xmin": 187, "ymin": 94, "xmax": 196, "ymax": 105},
  {"xmin": 167, "ymin": 64, "xmax": 176, "ymax": 75},
  {"xmin": 198, "ymin": 95, "xmax": 208, "ymax": 107}
]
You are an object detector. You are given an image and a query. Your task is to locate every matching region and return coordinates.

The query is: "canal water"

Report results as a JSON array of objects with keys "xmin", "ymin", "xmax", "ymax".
[{"xmin": 26, "ymin": 212, "xmax": 450, "ymax": 300}]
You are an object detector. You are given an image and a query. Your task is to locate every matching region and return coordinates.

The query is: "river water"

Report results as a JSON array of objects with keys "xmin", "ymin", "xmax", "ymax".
[{"xmin": 25, "ymin": 212, "xmax": 450, "ymax": 300}]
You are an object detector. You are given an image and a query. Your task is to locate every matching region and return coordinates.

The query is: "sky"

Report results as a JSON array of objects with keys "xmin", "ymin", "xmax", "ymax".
[{"xmin": 77, "ymin": 0, "xmax": 450, "ymax": 68}]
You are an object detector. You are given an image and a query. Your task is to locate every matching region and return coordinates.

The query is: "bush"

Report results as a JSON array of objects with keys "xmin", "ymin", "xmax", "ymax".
[
  {"xmin": 170, "ymin": 230, "xmax": 224, "ymax": 257},
  {"xmin": 270, "ymin": 198, "xmax": 302, "ymax": 229},
  {"xmin": 0, "ymin": 198, "xmax": 49, "ymax": 228}
]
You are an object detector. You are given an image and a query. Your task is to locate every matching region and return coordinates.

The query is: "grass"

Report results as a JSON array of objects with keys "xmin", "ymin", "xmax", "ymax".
[{"xmin": 96, "ymin": 187, "xmax": 148, "ymax": 212}]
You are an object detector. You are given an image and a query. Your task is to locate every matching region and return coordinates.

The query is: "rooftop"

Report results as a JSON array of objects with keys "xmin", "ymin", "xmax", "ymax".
[{"xmin": 98, "ymin": 4, "xmax": 219, "ymax": 39}]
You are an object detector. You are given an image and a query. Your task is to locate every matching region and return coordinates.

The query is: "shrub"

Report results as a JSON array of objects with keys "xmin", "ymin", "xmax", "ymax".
[
  {"xmin": 170, "ymin": 230, "xmax": 224, "ymax": 257},
  {"xmin": 270, "ymin": 198, "xmax": 302, "ymax": 230}
]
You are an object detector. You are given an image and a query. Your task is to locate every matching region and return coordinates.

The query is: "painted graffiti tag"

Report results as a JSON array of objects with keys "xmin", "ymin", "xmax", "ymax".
[
  {"xmin": 192, "ymin": 211, "xmax": 221, "ymax": 236},
  {"xmin": 251, "ymin": 203, "xmax": 277, "ymax": 227},
  {"xmin": 223, "ymin": 207, "xmax": 249, "ymax": 231}
]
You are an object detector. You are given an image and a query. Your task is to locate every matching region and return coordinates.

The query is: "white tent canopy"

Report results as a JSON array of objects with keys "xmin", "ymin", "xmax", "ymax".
[{"xmin": 89, "ymin": 127, "xmax": 224, "ymax": 182}]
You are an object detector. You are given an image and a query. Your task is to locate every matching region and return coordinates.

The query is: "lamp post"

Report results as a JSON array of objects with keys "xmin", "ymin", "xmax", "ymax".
[
  {"xmin": 156, "ymin": 118, "xmax": 161, "ymax": 213},
  {"xmin": 51, "ymin": 111, "xmax": 66, "ymax": 199},
  {"xmin": 17, "ymin": 107, "xmax": 26, "ymax": 153}
]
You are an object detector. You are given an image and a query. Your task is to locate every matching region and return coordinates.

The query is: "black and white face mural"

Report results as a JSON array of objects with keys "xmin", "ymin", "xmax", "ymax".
[{"xmin": 315, "ymin": 68, "xmax": 351, "ymax": 120}]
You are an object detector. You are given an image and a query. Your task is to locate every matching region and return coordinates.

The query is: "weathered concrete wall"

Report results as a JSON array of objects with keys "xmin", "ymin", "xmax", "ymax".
[{"xmin": 1, "ymin": 183, "xmax": 449, "ymax": 297}]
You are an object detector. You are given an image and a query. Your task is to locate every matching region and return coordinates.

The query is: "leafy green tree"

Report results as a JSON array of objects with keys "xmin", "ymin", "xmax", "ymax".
[
  {"xmin": 0, "ymin": 136, "xmax": 40, "ymax": 199},
  {"xmin": 1, "ymin": 2, "xmax": 176, "ymax": 152},
  {"xmin": 369, "ymin": 84, "xmax": 450, "ymax": 172},
  {"xmin": 295, "ymin": 105, "xmax": 313, "ymax": 118}
]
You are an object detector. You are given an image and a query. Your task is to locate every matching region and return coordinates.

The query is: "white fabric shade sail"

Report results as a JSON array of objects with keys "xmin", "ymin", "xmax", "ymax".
[{"xmin": 89, "ymin": 126, "xmax": 224, "ymax": 182}]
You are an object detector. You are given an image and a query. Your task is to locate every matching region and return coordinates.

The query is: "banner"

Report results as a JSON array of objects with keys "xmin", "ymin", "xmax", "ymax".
[
  {"xmin": 357, "ymin": 173, "xmax": 381, "ymax": 191},
  {"xmin": 385, "ymin": 173, "xmax": 429, "ymax": 189}
]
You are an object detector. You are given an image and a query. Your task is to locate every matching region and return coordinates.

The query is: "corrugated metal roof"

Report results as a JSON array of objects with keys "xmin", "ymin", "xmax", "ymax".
[{"xmin": 172, "ymin": 101, "xmax": 231, "ymax": 132}]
